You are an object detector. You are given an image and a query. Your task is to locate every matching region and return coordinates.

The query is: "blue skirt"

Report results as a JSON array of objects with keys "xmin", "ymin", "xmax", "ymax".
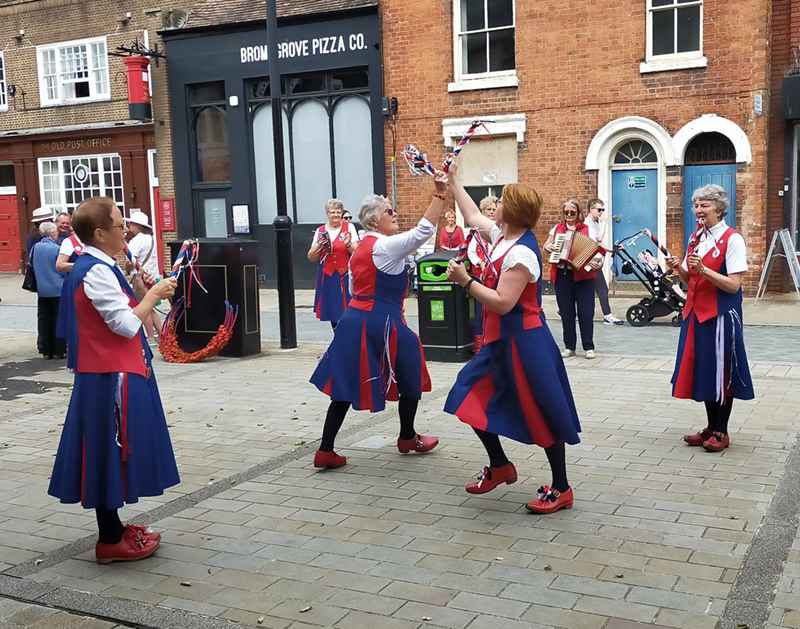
[
  {"xmin": 444, "ymin": 326, "xmax": 581, "ymax": 447},
  {"xmin": 314, "ymin": 267, "xmax": 351, "ymax": 323},
  {"xmin": 310, "ymin": 307, "xmax": 431, "ymax": 412},
  {"xmin": 48, "ymin": 371, "xmax": 180, "ymax": 509},
  {"xmin": 672, "ymin": 308, "xmax": 754, "ymax": 402}
]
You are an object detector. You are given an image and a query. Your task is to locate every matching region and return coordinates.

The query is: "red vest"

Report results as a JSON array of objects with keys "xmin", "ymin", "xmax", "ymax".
[
  {"xmin": 74, "ymin": 283, "xmax": 148, "ymax": 377},
  {"xmin": 683, "ymin": 226, "xmax": 742, "ymax": 323},
  {"xmin": 319, "ymin": 225, "xmax": 350, "ymax": 277},
  {"xmin": 549, "ymin": 222, "xmax": 596, "ymax": 283}
]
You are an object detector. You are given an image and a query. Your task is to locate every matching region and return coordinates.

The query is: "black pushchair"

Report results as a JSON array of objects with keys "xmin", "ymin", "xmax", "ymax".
[{"xmin": 613, "ymin": 234, "xmax": 686, "ymax": 327}]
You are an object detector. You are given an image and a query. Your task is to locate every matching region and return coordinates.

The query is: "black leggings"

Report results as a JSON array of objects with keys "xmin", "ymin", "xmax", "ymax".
[
  {"xmin": 473, "ymin": 428, "xmax": 569, "ymax": 493},
  {"xmin": 555, "ymin": 268, "xmax": 595, "ymax": 351},
  {"xmin": 704, "ymin": 399, "xmax": 734, "ymax": 435},
  {"xmin": 320, "ymin": 396, "xmax": 419, "ymax": 452},
  {"xmin": 96, "ymin": 508, "xmax": 125, "ymax": 545}
]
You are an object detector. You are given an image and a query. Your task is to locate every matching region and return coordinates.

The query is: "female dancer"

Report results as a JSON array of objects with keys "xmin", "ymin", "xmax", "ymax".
[
  {"xmin": 467, "ymin": 197, "xmax": 498, "ymax": 354},
  {"xmin": 310, "ymin": 172, "xmax": 449, "ymax": 468},
  {"xmin": 308, "ymin": 199, "xmax": 359, "ymax": 329},
  {"xmin": 543, "ymin": 199, "xmax": 602, "ymax": 359},
  {"xmin": 445, "ymin": 163, "xmax": 581, "ymax": 514},
  {"xmin": 48, "ymin": 197, "xmax": 179, "ymax": 563},
  {"xmin": 666, "ymin": 184, "xmax": 754, "ymax": 452}
]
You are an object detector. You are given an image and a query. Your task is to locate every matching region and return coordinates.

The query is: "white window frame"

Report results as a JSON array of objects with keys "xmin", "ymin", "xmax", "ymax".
[
  {"xmin": 37, "ymin": 153, "xmax": 124, "ymax": 214},
  {"xmin": 36, "ymin": 36, "xmax": 110, "ymax": 107},
  {"xmin": 0, "ymin": 52, "xmax": 7, "ymax": 112},
  {"xmin": 642, "ymin": 0, "xmax": 706, "ymax": 74},
  {"xmin": 449, "ymin": 0, "xmax": 518, "ymax": 93}
]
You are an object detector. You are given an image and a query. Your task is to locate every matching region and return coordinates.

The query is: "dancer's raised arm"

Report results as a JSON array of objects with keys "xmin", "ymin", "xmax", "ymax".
[{"xmin": 447, "ymin": 159, "xmax": 495, "ymax": 233}]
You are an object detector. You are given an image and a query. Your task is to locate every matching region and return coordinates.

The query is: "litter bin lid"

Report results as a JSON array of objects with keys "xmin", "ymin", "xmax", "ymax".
[{"xmin": 417, "ymin": 250, "xmax": 471, "ymax": 282}]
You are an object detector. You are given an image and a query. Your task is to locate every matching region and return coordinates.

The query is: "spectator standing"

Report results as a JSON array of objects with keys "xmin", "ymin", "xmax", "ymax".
[
  {"xmin": 585, "ymin": 198, "xmax": 623, "ymax": 325},
  {"xmin": 126, "ymin": 212, "xmax": 162, "ymax": 345},
  {"xmin": 32, "ymin": 222, "xmax": 66, "ymax": 359},
  {"xmin": 438, "ymin": 211, "xmax": 465, "ymax": 251},
  {"xmin": 26, "ymin": 207, "xmax": 56, "ymax": 257},
  {"xmin": 55, "ymin": 212, "xmax": 73, "ymax": 245}
]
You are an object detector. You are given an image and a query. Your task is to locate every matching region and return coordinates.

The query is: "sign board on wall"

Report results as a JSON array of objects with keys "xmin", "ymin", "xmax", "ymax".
[{"xmin": 160, "ymin": 198, "xmax": 175, "ymax": 231}]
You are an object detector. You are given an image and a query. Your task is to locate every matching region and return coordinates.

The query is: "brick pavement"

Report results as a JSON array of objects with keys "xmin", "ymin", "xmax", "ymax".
[{"xmin": 0, "ymin": 322, "xmax": 798, "ymax": 628}]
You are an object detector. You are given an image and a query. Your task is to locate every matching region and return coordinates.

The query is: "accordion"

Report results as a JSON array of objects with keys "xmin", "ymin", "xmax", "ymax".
[{"xmin": 548, "ymin": 231, "xmax": 605, "ymax": 272}]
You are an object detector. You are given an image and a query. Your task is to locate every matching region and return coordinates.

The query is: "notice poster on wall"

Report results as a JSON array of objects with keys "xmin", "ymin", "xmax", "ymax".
[{"xmin": 233, "ymin": 204, "xmax": 250, "ymax": 233}]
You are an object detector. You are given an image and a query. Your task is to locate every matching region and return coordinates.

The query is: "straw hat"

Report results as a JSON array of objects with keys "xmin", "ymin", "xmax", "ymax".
[
  {"xmin": 127, "ymin": 211, "xmax": 152, "ymax": 229},
  {"xmin": 31, "ymin": 207, "xmax": 55, "ymax": 223}
]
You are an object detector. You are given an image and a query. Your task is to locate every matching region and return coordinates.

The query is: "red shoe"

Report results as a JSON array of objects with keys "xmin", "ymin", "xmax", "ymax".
[
  {"xmin": 126, "ymin": 524, "xmax": 161, "ymax": 544},
  {"xmin": 397, "ymin": 434, "xmax": 439, "ymax": 454},
  {"xmin": 702, "ymin": 432, "xmax": 730, "ymax": 452},
  {"xmin": 314, "ymin": 450, "xmax": 347, "ymax": 468},
  {"xmin": 525, "ymin": 486, "xmax": 574, "ymax": 514},
  {"xmin": 466, "ymin": 462, "xmax": 517, "ymax": 494},
  {"xmin": 96, "ymin": 527, "xmax": 159, "ymax": 564},
  {"xmin": 684, "ymin": 429, "xmax": 712, "ymax": 446}
]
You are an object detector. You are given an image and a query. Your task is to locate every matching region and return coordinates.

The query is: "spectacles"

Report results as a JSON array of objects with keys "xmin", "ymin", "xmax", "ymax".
[
  {"xmin": 563, "ymin": 210, "xmax": 577, "ymax": 216},
  {"xmin": 596, "ymin": 208, "xmax": 606, "ymax": 213},
  {"xmin": 107, "ymin": 222, "xmax": 126, "ymax": 231},
  {"xmin": 384, "ymin": 207, "xmax": 397, "ymax": 217},
  {"xmin": 342, "ymin": 216, "xmax": 352, "ymax": 221}
]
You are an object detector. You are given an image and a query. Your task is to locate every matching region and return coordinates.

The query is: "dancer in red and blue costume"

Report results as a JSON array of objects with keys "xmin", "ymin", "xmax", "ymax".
[
  {"xmin": 55, "ymin": 232, "xmax": 84, "ymax": 340},
  {"xmin": 445, "ymin": 161, "xmax": 580, "ymax": 514},
  {"xmin": 666, "ymin": 184, "xmax": 754, "ymax": 453},
  {"xmin": 467, "ymin": 196, "xmax": 498, "ymax": 354},
  {"xmin": 308, "ymin": 199, "xmax": 359, "ymax": 329},
  {"xmin": 310, "ymin": 173, "xmax": 449, "ymax": 468},
  {"xmin": 48, "ymin": 197, "xmax": 180, "ymax": 564}
]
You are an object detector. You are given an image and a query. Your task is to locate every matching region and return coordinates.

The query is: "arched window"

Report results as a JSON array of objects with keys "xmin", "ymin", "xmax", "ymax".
[
  {"xmin": 614, "ymin": 140, "xmax": 658, "ymax": 165},
  {"xmin": 684, "ymin": 132, "xmax": 735, "ymax": 165},
  {"xmin": 195, "ymin": 106, "xmax": 230, "ymax": 182},
  {"xmin": 292, "ymin": 100, "xmax": 333, "ymax": 224},
  {"xmin": 253, "ymin": 103, "xmax": 292, "ymax": 225},
  {"xmin": 333, "ymin": 96, "xmax": 373, "ymax": 216}
]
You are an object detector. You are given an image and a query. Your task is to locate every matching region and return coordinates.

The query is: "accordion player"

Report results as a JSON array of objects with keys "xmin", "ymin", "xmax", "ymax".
[{"xmin": 548, "ymin": 230, "xmax": 605, "ymax": 272}]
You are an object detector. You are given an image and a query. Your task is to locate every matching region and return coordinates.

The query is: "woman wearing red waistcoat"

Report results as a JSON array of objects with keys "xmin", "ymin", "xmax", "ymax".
[
  {"xmin": 445, "ymin": 162, "xmax": 581, "ymax": 515},
  {"xmin": 467, "ymin": 197, "xmax": 497, "ymax": 354},
  {"xmin": 308, "ymin": 199, "xmax": 359, "ymax": 329},
  {"xmin": 666, "ymin": 184, "xmax": 754, "ymax": 452},
  {"xmin": 48, "ymin": 197, "xmax": 179, "ymax": 564},
  {"xmin": 439, "ymin": 210, "xmax": 465, "ymax": 251},
  {"xmin": 543, "ymin": 199, "xmax": 603, "ymax": 360}
]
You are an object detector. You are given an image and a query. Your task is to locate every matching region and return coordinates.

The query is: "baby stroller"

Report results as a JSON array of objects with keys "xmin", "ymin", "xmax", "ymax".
[{"xmin": 613, "ymin": 239, "xmax": 686, "ymax": 327}]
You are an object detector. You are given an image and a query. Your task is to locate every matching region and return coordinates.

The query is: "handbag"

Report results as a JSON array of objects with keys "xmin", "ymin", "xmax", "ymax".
[{"xmin": 22, "ymin": 244, "xmax": 37, "ymax": 292}]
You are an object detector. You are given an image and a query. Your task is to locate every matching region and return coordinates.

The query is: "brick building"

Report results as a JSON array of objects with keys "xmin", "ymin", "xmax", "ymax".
[
  {"xmin": 0, "ymin": 0, "xmax": 165, "ymax": 273},
  {"xmin": 380, "ymin": 0, "xmax": 772, "ymax": 292}
]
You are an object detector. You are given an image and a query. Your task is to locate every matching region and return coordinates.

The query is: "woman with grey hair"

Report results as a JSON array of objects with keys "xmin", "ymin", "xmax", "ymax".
[
  {"xmin": 310, "ymin": 171, "xmax": 449, "ymax": 468},
  {"xmin": 32, "ymin": 222, "xmax": 67, "ymax": 359},
  {"xmin": 308, "ymin": 199, "xmax": 359, "ymax": 329},
  {"xmin": 666, "ymin": 184, "xmax": 754, "ymax": 453}
]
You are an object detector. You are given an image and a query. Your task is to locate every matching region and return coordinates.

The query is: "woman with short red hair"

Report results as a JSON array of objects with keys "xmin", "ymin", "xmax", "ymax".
[{"xmin": 445, "ymin": 163, "xmax": 581, "ymax": 514}]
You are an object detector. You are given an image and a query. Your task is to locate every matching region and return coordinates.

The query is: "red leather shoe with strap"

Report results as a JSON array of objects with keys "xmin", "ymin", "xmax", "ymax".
[
  {"xmin": 126, "ymin": 524, "xmax": 160, "ymax": 543},
  {"xmin": 702, "ymin": 432, "xmax": 730, "ymax": 452},
  {"xmin": 684, "ymin": 429, "xmax": 712, "ymax": 446},
  {"xmin": 525, "ymin": 486, "xmax": 574, "ymax": 514},
  {"xmin": 314, "ymin": 450, "xmax": 347, "ymax": 468},
  {"xmin": 96, "ymin": 527, "xmax": 159, "ymax": 564},
  {"xmin": 466, "ymin": 462, "xmax": 517, "ymax": 494},
  {"xmin": 397, "ymin": 434, "xmax": 439, "ymax": 454}
]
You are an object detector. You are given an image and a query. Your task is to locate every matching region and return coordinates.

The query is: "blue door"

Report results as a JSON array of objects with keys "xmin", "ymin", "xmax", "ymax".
[
  {"xmin": 612, "ymin": 168, "xmax": 659, "ymax": 280},
  {"xmin": 684, "ymin": 164, "xmax": 737, "ymax": 247}
]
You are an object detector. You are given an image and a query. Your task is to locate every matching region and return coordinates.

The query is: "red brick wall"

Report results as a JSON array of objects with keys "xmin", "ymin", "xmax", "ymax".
[{"xmin": 382, "ymin": 0, "xmax": 771, "ymax": 292}]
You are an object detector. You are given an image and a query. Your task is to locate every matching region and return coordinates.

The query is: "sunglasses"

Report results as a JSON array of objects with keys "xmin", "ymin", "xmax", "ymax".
[
  {"xmin": 596, "ymin": 208, "xmax": 606, "ymax": 213},
  {"xmin": 563, "ymin": 210, "xmax": 577, "ymax": 216},
  {"xmin": 342, "ymin": 215, "xmax": 352, "ymax": 221},
  {"xmin": 384, "ymin": 207, "xmax": 397, "ymax": 217}
]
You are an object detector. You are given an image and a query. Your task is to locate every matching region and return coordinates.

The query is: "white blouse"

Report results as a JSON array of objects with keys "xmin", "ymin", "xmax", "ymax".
[
  {"xmin": 82, "ymin": 246, "xmax": 143, "ymax": 340},
  {"xmin": 681, "ymin": 220, "xmax": 747, "ymax": 275},
  {"xmin": 488, "ymin": 226, "xmax": 540, "ymax": 283}
]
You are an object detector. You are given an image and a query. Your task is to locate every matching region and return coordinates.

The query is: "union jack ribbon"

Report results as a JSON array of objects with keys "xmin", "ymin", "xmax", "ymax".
[
  {"xmin": 169, "ymin": 240, "xmax": 207, "ymax": 307},
  {"xmin": 454, "ymin": 229, "xmax": 497, "ymax": 275},
  {"xmin": 443, "ymin": 120, "xmax": 491, "ymax": 173},
  {"xmin": 401, "ymin": 144, "xmax": 437, "ymax": 177}
]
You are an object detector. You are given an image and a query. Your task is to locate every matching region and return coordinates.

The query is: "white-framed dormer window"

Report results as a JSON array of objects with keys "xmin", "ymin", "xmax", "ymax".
[
  {"xmin": 0, "ymin": 53, "xmax": 7, "ymax": 112},
  {"xmin": 449, "ymin": 0, "xmax": 518, "ymax": 93},
  {"xmin": 641, "ymin": 0, "xmax": 707, "ymax": 74},
  {"xmin": 37, "ymin": 37, "xmax": 109, "ymax": 106}
]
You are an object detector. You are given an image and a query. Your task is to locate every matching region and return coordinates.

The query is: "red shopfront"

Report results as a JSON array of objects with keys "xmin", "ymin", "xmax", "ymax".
[{"xmin": 0, "ymin": 124, "xmax": 156, "ymax": 272}]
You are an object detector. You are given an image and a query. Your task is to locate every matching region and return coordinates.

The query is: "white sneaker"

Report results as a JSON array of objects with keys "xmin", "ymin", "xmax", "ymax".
[
  {"xmin": 603, "ymin": 315, "xmax": 623, "ymax": 325},
  {"xmin": 585, "ymin": 350, "xmax": 596, "ymax": 359},
  {"xmin": 561, "ymin": 349, "xmax": 575, "ymax": 358}
]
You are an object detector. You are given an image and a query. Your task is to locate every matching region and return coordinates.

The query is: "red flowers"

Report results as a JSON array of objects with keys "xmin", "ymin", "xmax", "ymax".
[{"xmin": 158, "ymin": 298, "xmax": 238, "ymax": 364}]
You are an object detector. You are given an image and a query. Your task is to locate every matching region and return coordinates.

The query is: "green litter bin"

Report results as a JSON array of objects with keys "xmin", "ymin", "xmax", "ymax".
[{"xmin": 416, "ymin": 250, "xmax": 475, "ymax": 362}]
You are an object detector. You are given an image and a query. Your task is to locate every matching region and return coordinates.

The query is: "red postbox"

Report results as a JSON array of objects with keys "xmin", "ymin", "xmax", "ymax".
[{"xmin": 124, "ymin": 56, "xmax": 152, "ymax": 120}]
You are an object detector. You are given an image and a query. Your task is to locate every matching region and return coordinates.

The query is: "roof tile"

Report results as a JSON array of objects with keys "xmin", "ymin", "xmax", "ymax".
[{"xmin": 187, "ymin": 0, "xmax": 378, "ymax": 29}]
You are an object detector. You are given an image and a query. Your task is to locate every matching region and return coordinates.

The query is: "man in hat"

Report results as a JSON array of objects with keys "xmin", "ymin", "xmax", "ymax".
[{"xmin": 27, "ymin": 207, "xmax": 56, "ymax": 257}]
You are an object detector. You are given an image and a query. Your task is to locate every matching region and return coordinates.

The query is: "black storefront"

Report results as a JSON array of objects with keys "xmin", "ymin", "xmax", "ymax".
[{"xmin": 163, "ymin": 8, "xmax": 384, "ymax": 287}]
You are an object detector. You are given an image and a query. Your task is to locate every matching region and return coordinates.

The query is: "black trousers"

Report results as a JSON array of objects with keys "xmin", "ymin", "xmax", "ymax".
[
  {"xmin": 594, "ymin": 271, "xmax": 611, "ymax": 317},
  {"xmin": 555, "ymin": 268, "xmax": 595, "ymax": 351},
  {"xmin": 38, "ymin": 297, "xmax": 66, "ymax": 357}
]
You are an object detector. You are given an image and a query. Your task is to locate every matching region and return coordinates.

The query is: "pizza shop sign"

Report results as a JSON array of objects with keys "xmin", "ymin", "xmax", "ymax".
[{"xmin": 240, "ymin": 32, "xmax": 368, "ymax": 63}]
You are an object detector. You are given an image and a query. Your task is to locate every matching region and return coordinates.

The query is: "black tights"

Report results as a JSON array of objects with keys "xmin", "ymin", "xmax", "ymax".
[
  {"xmin": 319, "ymin": 396, "xmax": 419, "ymax": 452},
  {"xmin": 95, "ymin": 508, "xmax": 125, "ymax": 545},
  {"xmin": 473, "ymin": 428, "xmax": 569, "ymax": 493},
  {"xmin": 704, "ymin": 399, "xmax": 734, "ymax": 435}
]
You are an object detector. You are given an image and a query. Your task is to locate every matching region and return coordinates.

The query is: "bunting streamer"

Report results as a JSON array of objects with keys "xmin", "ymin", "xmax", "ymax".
[
  {"xmin": 443, "ymin": 120, "xmax": 491, "ymax": 173},
  {"xmin": 158, "ymin": 297, "xmax": 238, "ymax": 364}
]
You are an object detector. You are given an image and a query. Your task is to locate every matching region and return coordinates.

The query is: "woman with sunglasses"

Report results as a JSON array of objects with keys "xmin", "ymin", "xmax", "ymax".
[
  {"xmin": 586, "ymin": 199, "xmax": 623, "ymax": 325},
  {"xmin": 308, "ymin": 199, "xmax": 360, "ymax": 329},
  {"xmin": 310, "ymin": 172, "xmax": 449, "ymax": 468},
  {"xmin": 48, "ymin": 197, "xmax": 179, "ymax": 564},
  {"xmin": 445, "ymin": 162, "xmax": 581, "ymax": 514},
  {"xmin": 544, "ymin": 199, "xmax": 602, "ymax": 359}
]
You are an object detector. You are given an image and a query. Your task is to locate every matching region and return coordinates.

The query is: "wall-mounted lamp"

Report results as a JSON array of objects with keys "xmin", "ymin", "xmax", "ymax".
[
  {"xmin": 13, "ymin": 29, "xmax": 25, "ymax": 42},
  {"xmin": 21, "ymin": 191, "xmax": 28, "ymax": 204},
  {"xmin": 118, "ymin": 12, "xmax": 132, "ymax": 25}
]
